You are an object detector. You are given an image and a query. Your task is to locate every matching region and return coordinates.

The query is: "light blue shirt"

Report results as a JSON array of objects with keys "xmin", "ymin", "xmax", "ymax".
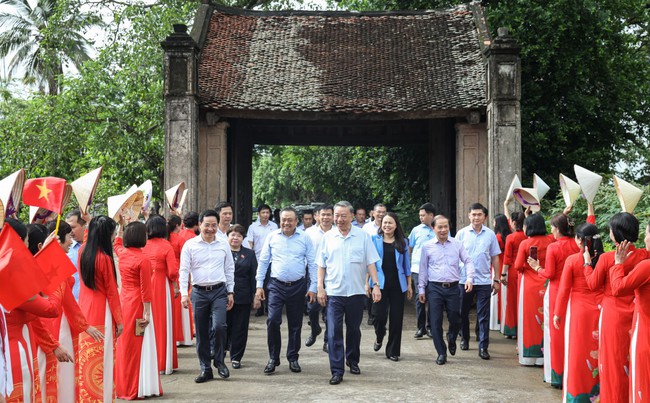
[
  {"xmin": 67, "ymin": 241, "xmax": 81, "ymax": 301},
  {"xmin": 418, "ymin": 236, "xmax": 475, "ymax": 295},
  {"xmin": 455, "ymin": 225, "xmax": 501, "ymax": 285},
  {"xmin": 256, "ymin": 229, "xmax": 317, "ymax": 293},
  {"xmin": 317, "ymin": 226, "xmax": 380, "ymax": 297},
  {"xmin": 408, "ymin": 223, "xmax": 435, "ymax": 274}
]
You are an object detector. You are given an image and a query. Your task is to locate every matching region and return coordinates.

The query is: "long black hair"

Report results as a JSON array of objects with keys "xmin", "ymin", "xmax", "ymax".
[
  {"xmin": 494, "ymin": 214, "xmax": 511, "ymax": 244},
  {"xmin": 378, "ymin": 212, "xmax": 408, "ymax": 254},
  {"xmin": 575, "ymin": 223, "xmax": 604, "ymax": 267},
  {"xmin": 167, "ymin": 214, "xmax": 182, "ymax": 234},
  {"xmin": 80, "ymin": 216, "xmax": 117, "ymax": 290},
  {"xmin": 511, "ymin": 211, "xmax": 525, "ymax": 231}
]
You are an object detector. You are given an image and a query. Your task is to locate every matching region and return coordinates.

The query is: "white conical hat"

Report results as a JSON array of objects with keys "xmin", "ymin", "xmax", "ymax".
[
  {"xmin": 574, "ymin": 165, "xmax": 602, "ymax": 204},
  {"xmin": 613, "ymin": 176, "xmax": 643, "ymax": 213},
  {"xmin": 177, "ymin": 188, "xmax": 188, "ymax": 214},
  {"xmin": 108, "ymin": 187, "xmax": 144, "ymax": 223},
  {"xmin": 165, "ymin": 182, "xmax": 186, "ymax": 212},
  {"xmin": 138, "ymin": 180, "xmax": 153, "ymax": 212},
  {"xmin": 533, "ymin": 174, "xmax": 550, "ymax": 200},
  {"xmin": 28, "ymin": 184, "xmax": 73, "ymax": 223},
  {"xmin": 559, "ymin": 174, "xmax": 582, "ymax": 208},
  {"xmin": 71, "ymin": 167, "xmax": 102, "ymax": 215},
  {"xmin": 513, "ymin": 187, "xmax": 541, "ymax": 212},
  {"xmin": 0, "ymin": 168, "xmax": 25, "ymax": 216},
  {"xmin": 505, "ymin": 174, "xmax": 522, "ymax": 203}
]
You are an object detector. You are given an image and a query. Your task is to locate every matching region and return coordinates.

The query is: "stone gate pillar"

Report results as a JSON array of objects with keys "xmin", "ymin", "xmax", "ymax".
[
  {"xmin": 484, "ymin": 27, "xmax": 522, "ymax": 219},
  {"xmin": 161, "ymin": 24, "xmax": 199, "ymax": 214}
]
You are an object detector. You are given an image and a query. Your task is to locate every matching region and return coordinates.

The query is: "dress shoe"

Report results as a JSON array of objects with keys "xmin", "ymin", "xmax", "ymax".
[
  {"xmin": 436, "ymin": 354, "xmax": 447, "ymax": 365},
  {"xmin": 460, "ymin": 340, "xmax": 469, "ymax": 350},
  {"xmin": 387, "ymin": 355, "xmax": 399, "ymax": 362},
  {"xmin": 448, "ymin": 336, "xmax": 457, "ymax": 356},
  {"xmin": 194, "ymin": 371, "xmax": 213, "ymax": 383},
  {"xmin": 255, "ymin": 309, "xmax": 265, "ymax": 317},
  {"xmin": 479, "ymin": 349, "xmax": 490, "ymax": 360},
  {"xmin": 426, "ymin": 328, "xmax": 433, "ymax": 338},
  {"xmin": 373, "ymin": 340, "xmax": 382, "ymax": 352},
  {"xmin": 323, "ymin": 342, "xmax": 328, "ymax": 353},
  {"xmin": 215, "ymin": 362, "xmax": 230, "ymax": 378},
  {"xmin": 231, "ymin": 360, "xmax": 241, "ymax": 369},
  {"xmin": 367, "ymin": 316, "xmax": 374, "ymax": 325},
  {"xmin": 305, "ymin": 328, "xmax": 322, "ymax": 347},
  {"xmin": 414, "ymin": 328, "xmax": 425, "ymax": 338},
  {"xmin": 346, "ymin": 361, "xmax": 360, "ymax": 375},
  {"xmin": 289, "ymin": 360, "xmax": 301, "ymax": 373},
  {"xmin": 264, "ymin": 359, "xmax": 279, "ymax": 374},
  {"xmin": 329, "ymin": 375, "xmax": 343, "ymax": 385}
]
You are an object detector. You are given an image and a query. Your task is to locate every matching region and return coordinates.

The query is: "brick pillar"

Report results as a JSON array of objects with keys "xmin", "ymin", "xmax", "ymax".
[
  {"xmin": 484, "ymin": 27, "xmax": 522, "ymax": 218},
  {"xmin": 161, "ymin": 24, "xmax": 199, "ymax": 214}
]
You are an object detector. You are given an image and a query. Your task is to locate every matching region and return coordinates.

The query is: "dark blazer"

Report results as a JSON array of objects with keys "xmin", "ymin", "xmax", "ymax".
[
  {"xmin": 232, "ymin": 246, "xmax": 257, "ymax": 305},
  {"xmin": 371, "ymin": 235, "xmax": 411, "ymax": 292}
]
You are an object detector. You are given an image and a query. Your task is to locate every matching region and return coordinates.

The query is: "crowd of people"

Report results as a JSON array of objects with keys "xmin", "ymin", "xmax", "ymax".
[{"xmin": 1, "ymin": 192, "xmax": 649, "ymax": 402}]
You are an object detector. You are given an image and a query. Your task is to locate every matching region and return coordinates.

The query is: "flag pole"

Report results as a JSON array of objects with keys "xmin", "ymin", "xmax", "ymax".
[{"xmin": 54, "ymin": 214, "xmax": 61, "ymax": 235}]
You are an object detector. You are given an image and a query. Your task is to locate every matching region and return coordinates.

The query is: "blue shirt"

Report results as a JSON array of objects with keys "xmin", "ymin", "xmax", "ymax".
[
  {"xmin": 418, "ymin": 236, "xmax": 475, "ymax": 295},
  {"xmin": 317, "ymin": 226, "xmax": 380, "ymax": 297},
  {"xmin": 455, "ymin": 225, "xmax": 501, "ymax": 285},
  {"xmin": 67, "ymin": 241, "xmax": 81, "ymax": 301},
  {"xmin": 256, "ymin": 229, "xmax": 317, "ymax": 293},
  {"xmin": 408, "ymin": 224, "xmax": 435, "ymax": 274}
]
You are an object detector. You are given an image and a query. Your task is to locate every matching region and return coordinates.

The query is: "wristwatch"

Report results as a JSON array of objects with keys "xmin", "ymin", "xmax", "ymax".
[{"xmin": 373, "ymin": 284, "xmax": 380, "ymax": 288}]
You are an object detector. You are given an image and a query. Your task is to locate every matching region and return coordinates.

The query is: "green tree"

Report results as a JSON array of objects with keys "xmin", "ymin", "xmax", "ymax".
[{"xmin": 0, "ymin": 0, "xmax": 103, "ymax": 94}]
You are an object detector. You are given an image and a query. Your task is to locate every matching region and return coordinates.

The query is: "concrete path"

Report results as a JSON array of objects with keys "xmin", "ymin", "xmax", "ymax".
[{"xmin": 130, "ymin": 304, "xmax": 561, "ymax": 402}]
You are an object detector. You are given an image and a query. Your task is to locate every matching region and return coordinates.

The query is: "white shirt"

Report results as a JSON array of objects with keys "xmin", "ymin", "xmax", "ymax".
[
  {"xmin": 246, "ymin": 219, "xmax": 279, "ymax": 259},
  {"xmin": 179, "ymin": 235, "xmax": 235, "ymax": 296},
  {"xmin": 362, "ymin": 221, "xmax": 380, "ymax": 236},
  {"xmin": 317, "ymin": 226, "xmax": 380, "ymax": 297},
  {"xmin": 305, "ymin": 224, "xmax": 331, "ymax": 256}
]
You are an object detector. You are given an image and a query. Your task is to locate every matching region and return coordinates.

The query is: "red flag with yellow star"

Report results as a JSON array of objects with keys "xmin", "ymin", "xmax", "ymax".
[
  {"xmin": 22, "ymin": 177, "xmax": 67, "ymax": 214},
  {"xmin": 34, "ymin": 239, "xmax": 77, "ymax": 294}
]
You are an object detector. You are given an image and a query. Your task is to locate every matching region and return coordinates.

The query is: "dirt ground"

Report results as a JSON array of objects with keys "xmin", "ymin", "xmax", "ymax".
[{"xmin": 129, "ymin": 303, "xmax": 561, "ymax": 402}]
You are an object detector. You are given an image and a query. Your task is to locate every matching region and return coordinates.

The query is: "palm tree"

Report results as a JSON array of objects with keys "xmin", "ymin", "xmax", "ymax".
[{"xmin": 0, "ymin": 0, "xmax": 102, "ymax": 95}]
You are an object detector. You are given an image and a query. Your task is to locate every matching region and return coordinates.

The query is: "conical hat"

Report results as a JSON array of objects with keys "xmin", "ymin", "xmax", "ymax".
[
  {"xmin": 29, "ymin": 206, "xmax": 56, "ymax": 224},
  {"xmin": 0, "ymin": 199, "xmax": 4, "ymax": 227},
  {"xmin": 107, "ymin": 188, "xmax": 144, "ymax": 223},
  {"xmin": 574, "ymin": 165, "xmax": 602, "ymax": 204},
  {"xmin": 533, "ymin": 174, "xmax": 550, "ymax": 200},
  {"xmin": 559, "ymin": 174, "xmax": 582, "ymax": 208},
  {"xmin": 138, "ymin": 180, "xmax": 153, "ymax": 213},
  {"xmin": 71, "ymin": 167, "xmax": 102, "ymax": 215},
  {"xmin": 178, "ymin": 189, "xmax": 188, "ymax": 214},
  {"xmin": 28, "ymin": 184, "xmax": 73, "ymax": 223},
  {"xmin": 513, "ymin": 187, "xmax": 541, "ymax": 212},
  {"xmin": 613, "ymin": 176, "xmax": 643, "ymax": 213},
  {"xmin": 0, "ymin": 168, "xmax": 25, "ymax": 216},
  {"xmin": 165, "ymin": 182, "xmax": 186, "ymax": 211},
  {"xmin": 505, "ymin": 174, "xmax": 522, "ymax": 203}
]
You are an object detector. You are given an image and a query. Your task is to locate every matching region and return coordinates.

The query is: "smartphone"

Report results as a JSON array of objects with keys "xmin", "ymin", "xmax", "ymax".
[{"xmin": 529, "ymin": 246, "xmax": 538, "ymax": 261}]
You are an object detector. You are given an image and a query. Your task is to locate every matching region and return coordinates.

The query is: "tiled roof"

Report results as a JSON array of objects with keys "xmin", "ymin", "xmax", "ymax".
[{"xmin": 197, "ymin": 5, "xmax": 489, "ymax": 117}]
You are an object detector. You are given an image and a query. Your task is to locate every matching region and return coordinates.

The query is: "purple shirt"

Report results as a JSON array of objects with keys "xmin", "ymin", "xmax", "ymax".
[{"xmin": 418, "ymin": 236, "xmax": 475, "ymax": 295}]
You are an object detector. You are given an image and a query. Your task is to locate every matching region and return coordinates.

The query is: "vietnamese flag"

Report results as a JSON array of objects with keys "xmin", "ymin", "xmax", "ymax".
[
  {"xmin": 22, "ymin": 177, "xmax": 67, "ymax": 215},
  {"xmin": 0, "ymin": 224, "xmax": 49, "ymax": 311},
  {"xmin": 34, "ymin": 240, "xmax": 77, "ymax": 294}
]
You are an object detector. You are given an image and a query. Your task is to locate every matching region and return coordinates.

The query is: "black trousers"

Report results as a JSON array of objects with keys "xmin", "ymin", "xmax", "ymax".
[
  {"xmin": 267, "ymin": 278, "xmax": 306, "ymax": 361},
  {"xmin": 426, "ymin": 282, "xmax": 461, "ymax": 356},
  {"xmin": 191, "ymin": 285, "xmax": 227, "ymax": 371},
  {"xmin": 372, "ymin": 284, "xmax": 405, "ymax": 357},
  {"xmin": 226, "ymin": 303, "xmax": 251, "ymax": 362}
]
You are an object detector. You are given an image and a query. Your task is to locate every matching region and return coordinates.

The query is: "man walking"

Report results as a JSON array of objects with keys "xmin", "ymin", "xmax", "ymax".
[
  {"xmin": 180, "ymin": 209, "xmax": 235, "ymax": 383},
  {"xmin": 418, "ymin": 215, "xmax": 474, "ymax": 365},
  {"xmin": 256, "ymin": 207, "xmax": 317, "ymax": 374},
  {"xmin": 363, "ymin": 203, "xmax": 386, "ymax": 236},
  {"xmin": 408, "ymin": 202, "xmax": 436, "ymax": 338},
  {"xmin": 455, "ymin": 203, "xmax": 501, "ymax": 359},
  {"xmin": 317, "ymin": 201, "xmax": 382, "ymax": 385}
]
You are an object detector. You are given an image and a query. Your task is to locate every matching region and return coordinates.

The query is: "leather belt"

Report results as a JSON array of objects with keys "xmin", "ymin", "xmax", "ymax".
[
  {"xmin": 193, "ymin": 282, "xmax": 225, "ymax": 291},
  {"xmin": 272, "ymin": 277, "xmax": 304, "ymax": 286},
  {"xmin": 429, "ymin": 281, "xmax": 459, "ymax": 289}
]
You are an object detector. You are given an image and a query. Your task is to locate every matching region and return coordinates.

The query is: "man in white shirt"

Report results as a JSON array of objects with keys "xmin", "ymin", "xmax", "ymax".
[
  {"xmin": 352, "ymin": 207, "xmax": 367, "ymax": 229},
  {"xmin": 305, "ymin": 205, "xmax": 333, "ymax": 351},
  {"xmin": 317, "ymin": 201, "xmax": 382, "ymax": 385},
  {"xmin": 180, "ymin": 209, "xmax": 235, "ymax": 383},
  {"xmin": 215, "ymin": 201, "xmax": 233, "ymax": 241},
  {"xmin": 298, "ymin": 209, "xmax": 314, "ymax": 231},
  {"xmin": 363, "ymin": 203, "xmax": 386, "ymax": 236},
  {"xmin": 247, "ymin": 204, "xmax": 278, "ymax": 260}
]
